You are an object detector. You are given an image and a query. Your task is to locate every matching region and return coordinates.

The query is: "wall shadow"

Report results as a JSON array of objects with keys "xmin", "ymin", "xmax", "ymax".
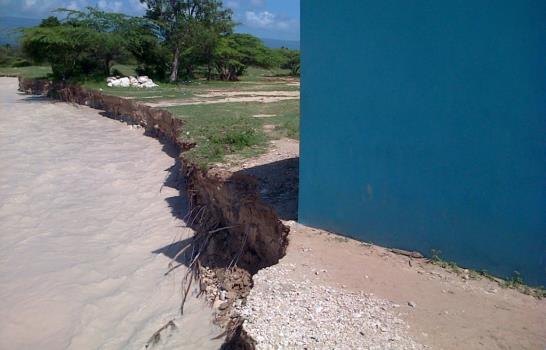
[{"xmin": 233, "ymin": 157, "xmax": 299, "ymax": 221}]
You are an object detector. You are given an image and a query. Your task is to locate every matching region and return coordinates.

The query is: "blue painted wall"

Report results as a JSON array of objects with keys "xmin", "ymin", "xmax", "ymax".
[{"xmin": 299, "ymin": 0, "xmax": 546, "ymax": 285}]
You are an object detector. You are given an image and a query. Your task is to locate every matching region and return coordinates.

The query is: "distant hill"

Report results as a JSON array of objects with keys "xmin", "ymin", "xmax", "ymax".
[
  {"xmin": 261, "ymin": 38, "xmax": 300, "ymax": 50},
  {"xmin": 0, "ymin": 16, "xmax": 40, "ymax": 45}
]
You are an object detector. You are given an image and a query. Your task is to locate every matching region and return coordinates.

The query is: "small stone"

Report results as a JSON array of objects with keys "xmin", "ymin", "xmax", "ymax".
[
  {"xmin": 212, "ymin": 299, "xmax": 223, "ymax": 309},
  {"xmin": 408, "ymin": 301, "xmax": 417, "ymax": 308}
]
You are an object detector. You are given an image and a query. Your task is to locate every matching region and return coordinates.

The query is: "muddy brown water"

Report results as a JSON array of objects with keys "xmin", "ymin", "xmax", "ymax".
[{"xmin": 0, "ymin": 78, "xmax": 221, "ymax": 349}]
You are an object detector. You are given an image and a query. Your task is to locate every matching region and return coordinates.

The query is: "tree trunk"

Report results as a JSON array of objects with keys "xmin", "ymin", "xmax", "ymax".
[
  {"xmin": 207, "ymin": 62, "xmax": 212, "ymax": 81},
  {"xmin": 169, "ymin": 46, "xmax": 180, "ymax": 83},
  {"xmin": 104, "ymin": 59, "xmax": 111, "ymax": 77}
]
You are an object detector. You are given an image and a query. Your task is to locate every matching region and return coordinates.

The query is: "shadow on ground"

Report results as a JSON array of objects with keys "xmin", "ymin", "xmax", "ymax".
[{"xmin": 234, "ymin": 157, "xmax": 299, "ymax": 221}]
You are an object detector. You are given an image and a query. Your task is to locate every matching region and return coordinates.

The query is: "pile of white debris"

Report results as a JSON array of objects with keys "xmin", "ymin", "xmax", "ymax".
[{"xmin": 106, "ymin": 76, "xmax": 159, "ymax": 88}]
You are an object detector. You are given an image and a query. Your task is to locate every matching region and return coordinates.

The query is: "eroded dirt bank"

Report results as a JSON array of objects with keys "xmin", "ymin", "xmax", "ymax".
[{"xmin": 17, "ymin": 77, "xmax": 289, "ymax": 348}]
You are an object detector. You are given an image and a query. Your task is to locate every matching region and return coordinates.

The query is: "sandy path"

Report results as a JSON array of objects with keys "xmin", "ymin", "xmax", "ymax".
[
  {"xmin": 0, "ymin": 78, "xmax": 221, "ymax": 350},
  {"xmin": 146, "ymin": 95, "xmax": 298, "ymax": 108}
]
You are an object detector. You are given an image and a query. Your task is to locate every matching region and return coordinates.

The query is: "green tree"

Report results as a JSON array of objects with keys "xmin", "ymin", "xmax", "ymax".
[
  {"xmin": 21, "ymin": 7, "xmax": 153, "ymax": 79},
  {"xmin": 275, "ymin": 47, "xmax": 300, "ymax": 76},
  {"xmin": 61, "ymin": 8, "xmax": 146, "ymax": 76},
  {"xmin": 39, "ymin": 16, "xmax": 62, "ymax": 27},
  {"xmin": 213, "ymin": 34, "xmax": 274, "ymax": 80},
  {"xmin": 139, "ymin": 0, "xmax": 233, "ymax": 82},
  {"xmin": 22, "ymin": 25, "xmax": 96, "ymax": 79},
  {"xmin": 0, "ymin": 44, "xmax": 22, "ymax": 67}
]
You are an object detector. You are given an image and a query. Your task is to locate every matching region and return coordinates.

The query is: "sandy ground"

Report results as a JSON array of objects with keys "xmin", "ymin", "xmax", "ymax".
[
  {"xmin": 248, "ymin": 221, "xmax": 546, "ymax": 349},
  {"xmin": 0, "ymin": 78, "xmax": 221, "ymax": 350}
]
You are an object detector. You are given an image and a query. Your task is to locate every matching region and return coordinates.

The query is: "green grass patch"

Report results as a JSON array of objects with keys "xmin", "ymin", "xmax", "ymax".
[
  {"xmin": 430, "ymin": 249, "xmax": 546, "ymax": 299},
  {"xmin": 0, "ymin": 65, "xmax": 52, "ymax": 78},
  {"xmin": 82, "ymin": 80, "xmax": 195, "ymax": 100},
  {"xmin": 182, "ymin": 115, "xmax": 268, "ymax": 168},
  {"xmin": 240, "ymin": 66, "xmax": 292, "ymax": 82},
  {"xmin": 110, "ymin": 64, "xmax": 138, "ymax": 77},
  {"xmin": 169, "ymin": 99, "xmax": 299, "ymax": 136},
  {"xmin": 168, "ymin": 99, "xmax": 299, "ymax": 167},
  {"xmin": 80, "ymin": 65, "xmax": 298, "ymax": 101}
]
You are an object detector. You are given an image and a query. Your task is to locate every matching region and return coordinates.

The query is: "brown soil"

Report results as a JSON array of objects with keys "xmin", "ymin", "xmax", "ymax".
[{"xmin": 275, "ymin": 221, "xmax": 546, "ymax": 350}]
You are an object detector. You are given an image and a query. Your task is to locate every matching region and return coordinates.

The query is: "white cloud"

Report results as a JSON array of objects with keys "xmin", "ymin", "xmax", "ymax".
[
  {"xmin": 244, "ymin": 10, "xmax": 294, "ymax": 31},
  {"xmin": 126, "ymin": 0, "xmax": 148, "ymax": 13},
  {"xmin": 23, "ymin": 0, "xmax": 38, "ymax": 9},
  {"xmin": 245, "ymin": 11, "xmax": 274, "ymax": 27},
  {"xmin": 18, "ymin": 0, "xmax": 89, "ymax": 13}
]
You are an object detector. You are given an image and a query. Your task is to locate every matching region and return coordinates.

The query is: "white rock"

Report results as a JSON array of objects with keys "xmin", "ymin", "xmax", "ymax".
[
  {"xmin": 104, "ymin": 76, "xmax": 158, "ymax": 89},
  {"xmin": 118, "ymin": 77, "xmax": 130, "ymax": 87},
  {"xmin": 142, "ymin": 81, "xmax": 158, "ymax": 88},
  {"xmin": 137, "ymin": 76, "xmax": 150, "ymax": 83}
]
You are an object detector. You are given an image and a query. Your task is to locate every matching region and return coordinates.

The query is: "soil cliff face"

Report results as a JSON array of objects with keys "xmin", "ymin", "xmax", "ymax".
[
  {"xmin": 186, "ymin": 166, "xmax": 289, "ymax": 273},
  {"xmin": 18, "ymin": 77, "xmax": 289, "ymax": 348}
]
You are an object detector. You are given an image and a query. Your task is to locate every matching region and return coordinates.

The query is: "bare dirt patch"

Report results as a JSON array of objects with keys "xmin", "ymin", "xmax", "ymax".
[
  {"xmin": 145, "ymin": 90, "xmax": 299, "ymax": 108},
  {"xmin": 194, "ymin": 90, "xmax": 299, "ymax": 98},
  {"xmin": 252, "ymin": 114, "xmax": 276, "ymax": 118},
  {"xmin": 249, "ymin": 221, "xmax": 546, "ymax": 350}
]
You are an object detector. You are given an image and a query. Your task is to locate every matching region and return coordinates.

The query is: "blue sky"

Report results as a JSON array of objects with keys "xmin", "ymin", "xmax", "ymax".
[{"xmin": 0, "ymin": 0, "xmax": 300, "ymax": 40}]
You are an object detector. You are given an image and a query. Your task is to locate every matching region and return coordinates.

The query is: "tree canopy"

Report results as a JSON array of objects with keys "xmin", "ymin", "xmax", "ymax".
[
  {"xmin": 21, "ymin": 8, "xmax": 150, "ymax": 79},
  {"xmin": 140, "ymin": 0, "xmax": 234, "ymax": 82},
  {"xmin": 17, "ymin": 3, "xmax": 300, "ymax": 82}
]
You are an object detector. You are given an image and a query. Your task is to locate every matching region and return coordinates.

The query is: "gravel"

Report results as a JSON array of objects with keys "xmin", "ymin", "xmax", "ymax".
[{"xmin": 236, "ymin": 264, "xmax": 426, "ymax": 349}]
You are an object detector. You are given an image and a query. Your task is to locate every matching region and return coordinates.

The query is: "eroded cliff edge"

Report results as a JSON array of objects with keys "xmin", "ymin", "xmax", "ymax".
[{"xmin": 18, "ymin": 77, "xmax": 289, "ymax": 349}]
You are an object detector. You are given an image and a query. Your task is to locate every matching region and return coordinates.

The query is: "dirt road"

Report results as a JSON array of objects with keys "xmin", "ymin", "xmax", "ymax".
[{"xmin": 0, "ymin": 78, "xmax": 220, "ymax": 349}]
